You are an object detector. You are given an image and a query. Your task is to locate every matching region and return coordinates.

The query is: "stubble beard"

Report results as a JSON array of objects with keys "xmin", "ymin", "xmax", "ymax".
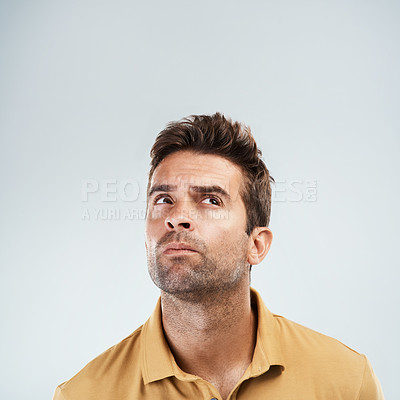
[{"xmin": 147, "ymin": 231, "xmax": 250, "ymax": 302}]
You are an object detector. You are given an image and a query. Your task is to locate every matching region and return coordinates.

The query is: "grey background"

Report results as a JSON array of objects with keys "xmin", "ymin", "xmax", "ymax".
[{"xmin": 1, "ymin": 1, "xmax": 398, "ymax": 399}]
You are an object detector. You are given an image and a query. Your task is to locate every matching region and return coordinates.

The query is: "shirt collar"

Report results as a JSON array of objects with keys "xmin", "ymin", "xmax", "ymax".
[
  {"xmin": 247, "ymin": 287, "xmax": 285, "ymax": 377},
  {"xmin": 141, "ymin": 287, "xmax": 285, "ymax": 384},
  {"xmin": 141, "ymin": 296, "xmax": 176, "ymax": 384}
]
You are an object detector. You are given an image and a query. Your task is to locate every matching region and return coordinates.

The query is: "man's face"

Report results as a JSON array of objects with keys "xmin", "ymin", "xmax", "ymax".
[{"xmin": 145, "ymin": 150, "xmax": 252, "ymax": 298}]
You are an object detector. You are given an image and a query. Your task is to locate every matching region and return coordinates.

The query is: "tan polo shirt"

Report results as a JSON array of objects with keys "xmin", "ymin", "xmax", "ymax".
[{"xmin": 53, "ymin": 288, "xmax": 384, "ymax": 400}]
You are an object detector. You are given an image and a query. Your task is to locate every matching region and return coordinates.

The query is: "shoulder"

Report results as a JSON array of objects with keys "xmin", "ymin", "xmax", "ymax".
[
  {"xmin": 271, "ymin": 314, "xmax": 384, "ymax": 398},
  {"xmin": 273, "ymin": 313, "xmax": 364, "ymax": 366},
  {"xmin": 53, "ymin": 326, "xmax": 143, "ymax": 399}
]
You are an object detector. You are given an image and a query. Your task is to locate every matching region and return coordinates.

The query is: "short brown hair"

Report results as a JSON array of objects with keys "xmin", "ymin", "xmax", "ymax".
[{"xmin": 148, "ymin": 113, "xmax": 274, "ymax": 235}]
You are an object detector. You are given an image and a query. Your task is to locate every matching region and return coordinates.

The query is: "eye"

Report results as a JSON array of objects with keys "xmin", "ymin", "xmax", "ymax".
[
  {"xmin": 201, "ymin": 196, "xmax": 222, "ymax": 206},
  {"xmin": 154, "ymin": 195, "xmax": 173, "ymax": 205}
]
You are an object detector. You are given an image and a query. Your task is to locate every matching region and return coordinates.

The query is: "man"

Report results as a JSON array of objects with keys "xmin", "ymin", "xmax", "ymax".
[{"xmin": 53, "ymin": 113, "xmax": 384, "ymax": 399}]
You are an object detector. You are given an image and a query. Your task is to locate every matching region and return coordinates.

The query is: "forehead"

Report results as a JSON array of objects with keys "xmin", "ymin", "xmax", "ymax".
[{"xmin": 150, "ymin": 151, "xmax": 245, "ymax": 194}]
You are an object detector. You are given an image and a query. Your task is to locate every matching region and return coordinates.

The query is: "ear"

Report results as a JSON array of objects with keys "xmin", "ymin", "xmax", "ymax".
[{"xmin": 247, "ymin": 227, "xmax": 273, "ymax": 265}]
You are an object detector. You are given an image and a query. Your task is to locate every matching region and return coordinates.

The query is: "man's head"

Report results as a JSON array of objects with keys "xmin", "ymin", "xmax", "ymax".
[
  {"xmin": 147, "ymin": 113, "xmax": 273, "ymax": 236},
  {"xmin": 145, "ymin": 113, "xmax": 273, "ymax": 298}
]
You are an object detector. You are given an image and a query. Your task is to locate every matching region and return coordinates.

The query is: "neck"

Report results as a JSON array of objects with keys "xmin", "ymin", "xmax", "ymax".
[{"xmin": 160, "ymin": 282, "xmax": 257, "ymax": 384}]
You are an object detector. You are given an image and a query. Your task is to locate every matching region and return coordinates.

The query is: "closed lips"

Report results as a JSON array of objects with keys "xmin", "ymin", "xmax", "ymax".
[{"xmin": 163, "ymin": 243, "xmax": 198, "ymax": 253}]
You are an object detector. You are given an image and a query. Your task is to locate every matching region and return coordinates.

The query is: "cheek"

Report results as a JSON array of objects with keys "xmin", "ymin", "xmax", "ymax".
[
  {"xmin": 145, "ymin": 221, "xmax": 159, "ymax": 245},
  {"xmin": 145, "ymin": 216, "xmax": 169, "ymax": 246},
  {"xmin": 216, "ymin": 212, "xmax": 247, "ymax": 234},
  {"xmin": 206, "ymin": 231, "xmax": 250, "ymax": 262}
]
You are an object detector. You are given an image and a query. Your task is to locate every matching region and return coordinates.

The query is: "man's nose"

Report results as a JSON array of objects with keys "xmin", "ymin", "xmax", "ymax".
[{"xmin": 164, "ymin": 201, "xmax": 195, "ymax": 232}]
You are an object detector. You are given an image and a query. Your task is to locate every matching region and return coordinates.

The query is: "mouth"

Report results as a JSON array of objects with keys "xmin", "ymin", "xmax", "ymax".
[{"xmin": 163, "ymin": 242, "xmax": 199, "ymax": 255}]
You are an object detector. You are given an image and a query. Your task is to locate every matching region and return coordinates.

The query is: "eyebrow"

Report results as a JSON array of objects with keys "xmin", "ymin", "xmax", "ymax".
[
  {"xmin": 190, "ymin": 185, "xmax": 231, "ymax": 201},
  {"xmin": 148, "ymin": 184, "xmax": 231, "ymax": 201},
  {"xmin": 148, "ymin": 184, "xmax": 177, "ymax": 197}
]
